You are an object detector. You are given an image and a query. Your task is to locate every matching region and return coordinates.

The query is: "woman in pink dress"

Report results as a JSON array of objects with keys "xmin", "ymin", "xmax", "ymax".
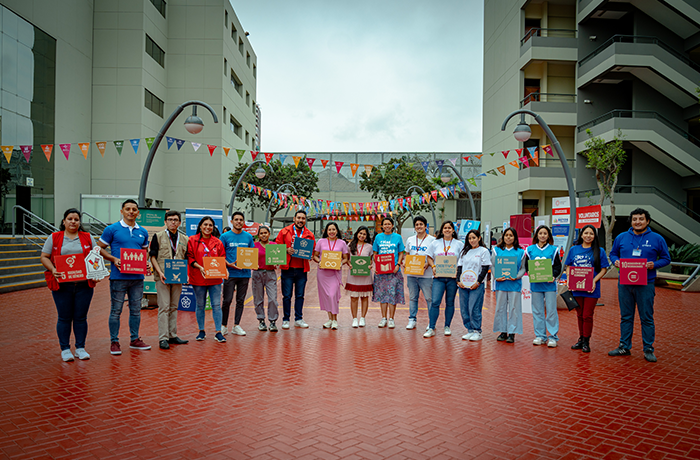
[
  {"xmin": 312, "ymin": 222, "xmax": 349, "ymax": 330},
  {"xmin": 345, "ymin": 226, "xmax": 373, "ymax": 328}
]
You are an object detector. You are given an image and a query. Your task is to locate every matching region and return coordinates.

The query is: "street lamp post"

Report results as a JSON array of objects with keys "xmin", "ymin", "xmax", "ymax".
[
  {"xmin": 500, "ymin": 110, "xmax": 577, "ymax": 253},
  {"xmin": 406, "ymin": 185, "xmax": 437, "ymax": 232},
  {"xmin": 439, "ymin": 163, "xmax": 477, "ymax": 220},
  {"xmin": 137, "ymin": 101, "xmax": 218, "ymax": 208},
  {"xmin": 228, "ymin": 159, "xmax": 274, "ymax": 214},
  {"xmin": 265, "ymin": 183, "xmax": 298, "ymax": 224}
]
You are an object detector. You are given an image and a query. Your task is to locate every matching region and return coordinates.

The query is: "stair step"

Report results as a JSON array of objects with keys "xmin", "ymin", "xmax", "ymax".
[
  {"xmin": 0, "ymin": 279, "xmax": 47, "ymax": 294},
  {"xmin": 0, "ymin": 271, "xmax": 46, "ymax": 284},
  {"xmin": 0, "ymin": 257, "xmax": 42, "ymax": 268},
  {"xmin": 0, "ymin": 264, "xmax": 44, "ymax": 275}
]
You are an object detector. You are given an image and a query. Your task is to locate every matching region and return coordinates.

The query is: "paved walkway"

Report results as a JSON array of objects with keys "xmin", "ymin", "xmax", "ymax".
[{"xmin": 1, "ymin": 272, "xmax": 699, "ymax": 460}]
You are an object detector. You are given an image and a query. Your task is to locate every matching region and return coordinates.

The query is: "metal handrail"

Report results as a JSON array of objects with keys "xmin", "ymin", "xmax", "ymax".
[
  {"xmin": 520, "ymin": 92, "xmax": 576, "ymax": 106},
  {"xmin": 667, "ymin": 262, "xmax": 700, "ymax": 288},
  {"xmin": 81, "ymin": 211, "xmax": 110, "ymax": 240},
  {"xmin": 11, "ymin": 205, "xmax": 59, "ymax": 248},
  {"xmin": 521, "ymin": 28, "xmax": 577, "ymax": 45}
]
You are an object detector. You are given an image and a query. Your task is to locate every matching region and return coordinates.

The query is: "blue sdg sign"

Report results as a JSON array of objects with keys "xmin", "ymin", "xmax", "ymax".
[{"xmin": 292, "ymin": 238, "xmax": 313, "ymax": 260}]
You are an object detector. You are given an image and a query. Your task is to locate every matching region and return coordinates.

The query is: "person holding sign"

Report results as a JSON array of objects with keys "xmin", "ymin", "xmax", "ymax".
[
  {"xmin": 372, "ymin": 217, "xmax": 405, "ymax": 328},
  {"xmin": 491, "ymin": 228, "xmax": 526, "ymax": 343},
  {"xmin": 149, "ymin": 210, "xmax": 190, "ymax": 350},
  {"xmin": 253, "ymin": 226, "xmax": 280, "ymax": 332},
  {"xmin": 220, "ymin": 212, "xmax": 255, "ymax": 336},
  {"xmin": 186, "ymin": 216, "xmax": 227, "ymax": 343},
  {"xmin": 41, "ymin": 209, "xmax": 99, "ymax": 362},
  {"xmin": 404, "ymin": 216, "xmax": 435, "ymax": 330},
  {"xmin": 455, "ymin": 229, "xmax": 491, "ymax": 341},
  {"xmin": 524, "ymin": 225, "xmax": 562, "ymax": 348},
  {"xmin": 564, "ymin": 225, "xmax": 609, "ymax": 353},
  {"xmin": 312, "ymin": 222, "xmax": 350, "ymax": 329},
  {"xmin": 608, "ymin": 208, "xmax": 670, "ymax": 362},
  {"xmin": 423, "ymin": 221, "xmax": 464, "ymax": 338},
  {"xmin": 345, "ymin": 226, "xmax": 374, "ymax": 327},
  {"xmin": 97, "ymin": 199, "xmax": 152, "ymax": 355}
]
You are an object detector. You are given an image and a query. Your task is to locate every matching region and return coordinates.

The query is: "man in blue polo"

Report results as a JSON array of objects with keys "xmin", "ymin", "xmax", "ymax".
[
  {"xmin": 608, "ymin": 208, "xmax": 670, "ymax": 363},
  {"xmin": 220, "ymin": 211, "xmax": 255, "ymax": 336},
  {"xmin": 97, "ymin": 199, "xmax": 152, "ymax": 355}
]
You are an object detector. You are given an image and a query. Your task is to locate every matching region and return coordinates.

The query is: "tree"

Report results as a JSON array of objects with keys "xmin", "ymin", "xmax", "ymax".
[
  {"xmin": 581, "ymin": 129, "xmax": 626, "ymax": 259},
  {"xmin": 358, "ymin": 157, "xmax": 437, "ymax": 229},
  {"xmin": 430, "ymin": 175, "xmax": 460, "ymax": 223},
  {"xmin": 228, "ymin": 158, "xmax": 319, "ymax": 225}
]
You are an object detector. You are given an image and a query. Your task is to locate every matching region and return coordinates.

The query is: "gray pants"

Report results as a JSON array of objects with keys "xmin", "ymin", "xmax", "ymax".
[
  {"xmin": 252, "ymin": 270, "xmax": 279, "ymax": 321},
  {"xmin": 492, "ymin": 290, "xmax": 523, "ymax": 334},
  {"xmin": 155, "ymin": 279, "xmax": 183, "ymax": 341}
]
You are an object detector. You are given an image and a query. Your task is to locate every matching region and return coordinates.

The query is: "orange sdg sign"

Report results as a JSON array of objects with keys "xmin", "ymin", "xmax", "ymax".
[
  {"xmin": 404, "ymin": 255, "xmax": 426, "ymax": 275},
  {"xmin": 236, "ymin": 248, "xmax": 259, "ymax": 270},
  {"xmin": 203, "ymin": 257, "xmax": 228, "ymax": 279}
]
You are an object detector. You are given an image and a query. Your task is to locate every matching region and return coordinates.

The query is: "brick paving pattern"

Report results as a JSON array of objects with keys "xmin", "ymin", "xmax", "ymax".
[{"xmin": 1, "ymin": 273, "xmax": 699, "ymax": 459}]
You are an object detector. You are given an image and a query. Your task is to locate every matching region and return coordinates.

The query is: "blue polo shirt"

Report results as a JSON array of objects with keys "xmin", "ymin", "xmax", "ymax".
[
  {"xmin": 220, "ymin": 230, "xmax": 255, "ymax": 278},
  {"xmin": 99, "ymin": 220, "xmax": 150, "ymax": 280}
]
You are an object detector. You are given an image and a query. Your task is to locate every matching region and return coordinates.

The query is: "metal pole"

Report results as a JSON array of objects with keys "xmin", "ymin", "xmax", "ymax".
[
  {"xmin": 442, "ymin": 164, "xmax": 477, "ymax": 220},
  {"xmin": 228, "ymin": 159, "xmax": 276, "ymax": 214},
  {"xmin": 501, "ymin": 109, "xmax": 577, "ymax": 254},
  {"xmin": 137, "ymin": 101, "xmax": 218, "ymax": 208},
  {"xmin": 265, "ymin": 183, "xmax": 298, "ymax": 223},
  {"xmin": 406, "ymin": 185, "xmax": 437, "ymax": 232}
]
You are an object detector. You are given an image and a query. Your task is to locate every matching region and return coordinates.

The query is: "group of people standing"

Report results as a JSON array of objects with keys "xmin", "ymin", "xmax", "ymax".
[{"xmin": 41, "ymin": 200, "xmax": 669, "ymax": 364}]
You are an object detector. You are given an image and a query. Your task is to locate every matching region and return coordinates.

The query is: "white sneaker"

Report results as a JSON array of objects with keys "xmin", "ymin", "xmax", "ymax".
[
  {"xmin": 352, "ymin": 318, "xmax": 359, "ymax": 328},
  {"xmin": 423, "ymin": 328, "xmax": 436, "ymax": 338},
  {"xmin": 359, "ymin": 317, "xmax": 366, "ymax": 327},
  {"xmin": 387, "ymin": 319, "xmax": 395, "ymax": 329},
  {"xmin": 462, "ymin": 332, "xmax": 474, "ymax": 340},
  {"xmin": 444, "ymin": 326, "xmax": 452, "ymax": 336},
  {"xmin": 469, "ymin": 332, "xmax": 483, "ymax": 341},
  {"xmin": 282, "ymin": 321, "xmax": 290, "ymax": 329},
  {"xmin": 61, "ymin": 349, "xmax": 74, "ymax": 362},
  {"xmin": 323, "ymin": 320, "xmax": 333, "ymax": 329},
  {"xmin": 547, "ymin": 339, "xmax": 558, "ymax": 348},
  {"xmin": 533, "ymin": 338, "xmax": 545, "ymax": 345},
  {"xmin": 295, "ymin": 320, "xmax": 309, "ymax": 328},
  {"xmin": 331, "ymin": 320, "xmax": 338, "ymax": 330},
  {"xmin": 406, "ymin": 319, "xmax": 417, "ymax": 330},
  {"xmin": 232, "ymin": 325, "xmax": 246, "ymax": 336},
  {"xmin": 378, "ymin": 318, "xmax": 388, "ymax": 328},
  {"xmin": 75, "ymin": 348, "xmax": 90, "ymax": 360},
  {"xmin": 221, "ymin": 325, "xmax": 228, "ymax": 335}
]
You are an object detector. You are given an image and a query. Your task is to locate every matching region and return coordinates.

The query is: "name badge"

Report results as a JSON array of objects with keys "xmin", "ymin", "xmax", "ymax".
[{"xmin": 632, "ymin": 248, "xmax": 642, "ymax": 257}]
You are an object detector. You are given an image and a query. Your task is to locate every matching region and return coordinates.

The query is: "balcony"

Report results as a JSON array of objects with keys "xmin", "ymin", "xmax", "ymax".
[
  {"xmin": 517, "ymin": 157, "xmax": 577, "ymax": 191},
  {"xmin": 519, "ymin": 28, "xmax": 578, "ymax": 68},
  {"xmin": 520, "ymin": 92, "xmax": 577, "ymax": 126},
  {"xmin": 576, "ymin": 110, "xmax": 700, "ymax": 176}
]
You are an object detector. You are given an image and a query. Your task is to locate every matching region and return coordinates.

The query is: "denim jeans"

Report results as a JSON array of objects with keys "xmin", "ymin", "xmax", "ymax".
[
  {"xmin": 459, "ymin": 283, "xmax": 485, "ymax": 332},
  {"xmin": 109, "ymin": 279, "xmax": 144, "ymax": 342},
  {"xmin": 429, "ymin": 277, "xmax": 457, "ymax": 329},
  {"xmin": 280, "ymin": 268, "xmax": 308, "ymax": 321},
  {"xmin": 52, "ymin": 281, "xmax": 93, "ymax": 350},
  {"xmin": 618, "ymin": 283, "xmax": 656, "ymax": 352},
  {"xmin": 407, "ymin": 276, "xmax": 432, "ymax": 321},
  {"xmin": 193, "ymin": 283, "xmax": 223, "ymax": 332},
  {"xmin": 531, "ymin": 290, "xmax": 559, "ymax": 341}
]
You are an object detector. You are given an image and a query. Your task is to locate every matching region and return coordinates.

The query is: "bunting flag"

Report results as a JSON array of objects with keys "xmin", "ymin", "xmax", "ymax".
[
  {"xmin": 457, "ymin": 182, "xmax": 466, "ymax": 193},
  {"xmin": 236, "ymin": 149, "xmax": 245, "ymax": 161},
  {"xmin": 251, "ymin": 151, "xmax": 259, "ymax": 160},
  {"xmin": 530, "ymin": 152, "xmax": 540, "ymax": 166},
  {"xmin": 166, "ymin": 137, "xmax": 175, "ymax": 149},
  {"xmin": 515, "ymin": 148, "xmax": 523, "ymax": 157},
  {"xmin": 489, "ymin": 152, "xmax": 496, "ymax": 156},
  {"xmin": 223, "ymin": 147, "xmax": 230, "ymax": 157},
  {"xmin": 462, "ymin": 156, "xmax": 470, "ymax": 163},
  {"xmin": 509, "ymin": 160, "xmax": 519, "ymax": 169},
  {"xmin": 321, "ymin": 159, "xmax": 329, "ymax": 168},
  {"xmin": 421, "ymin": 161, "xmax": 430, "ymax": 173},
  {"xmin": 2, "ymin": 146, "xmax": 12, "ymax": 163},
  {"xmin": 191, "ymin": 142, "xmax": 201, "ymax": 152},
  {"xmin": 61, "ymin": 144, "xmax": 72, "ymax": 159},
  {"xmin": 335, "ymin": 161, "xmax": 344, "ymax": 173},
  {"xmin": 487, "ymin": 169, "xmax": 498, "ymax": 176},
  {"xmin": 42, "ymin": 144, "xmax": 53, "ymax": 162},
  {"xmin": 497, "ymin": 165, "xmax": 506, "ymax": 175},
  {"xmin": 264, "ymin": 152, "xmax": 274, "ymax": 164},
  {"xmin": 351, "ymin": 163, "xmax": 359, "ymax": 177},
  {"xmin": 519, "ymin": 156, "xmax": 529, "ymax": 168},
  {"xmin": 431, "ymin": 190, "xmax": 438, "ymax": 201},
  {"xmin": 306, "ymin": 157, "xmax": 315, "ymax": 168},
  {"xmin": 449, "ymin": 157, "xmax": 458, "ymax": 167},
  {"xmin": 113, "ymin": 141, "xmax": 123, "ymax": 156},
  {"xmin": 527, "ymin": 146, "xmax": 538, "ymax": 158},
  {"xmin": 293, "ymin": 156, "xmax": 301, "ymax": 168},
  {"xmin": 20, "ymin": 145, "xmax": 32, "ymax": 162},
  {"xmin": 542, "ymin": 144, "xmax": 554, "ymax": 156},
  {"xmin": 379, "ymin": 164, "xmax": 387, "ymax": 178},
  {"xmin": 145, "ymin": 137, "xmax": 155, "ymax": 150},
  {"xmin": 501, "ymin": 150, "xmax": 510, "ymax": 159},
  {"xmin": 467, "ymin": 178, "xmax": 477, "ymax": 187},
  {"xmin": 448, "ymin": 185, "xmax": 456, "ymax": 196},
  {"xmin": 475, "ymin": 154, "xmax": 483, "ymax": 159},
  {"xmin": 130, "ymin": 139, "xmax": 140, "ymax": 154},
  {"xmin": 279, "ymin": 154, "xmax": 287, "ymax": 164},
  {"xmin": 208, "ymin": 145, "xmax": 217, "ymax": 156},
  {"xmin": 96, "ymin": 142, "xmax": 106, "ymax": 157},
  {"xmin": 435, "ymin": 159, "xmax": 445, "ymax": 173},
  {"xmin": 78, "ymin": 143, "xmax": 89, "ymax": 159},
  {"xmin": 175, "ymin": 139, "xmax": 185, "ymax": 150},
  {"xmin": 364, "ymin": 164, "xmax": 373, "ymax": 177}
]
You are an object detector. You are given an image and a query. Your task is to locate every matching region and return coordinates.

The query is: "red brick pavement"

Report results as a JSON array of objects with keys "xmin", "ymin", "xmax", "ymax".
[{"xmin": 1, "ymin": 271, "xmax": 699, "ymax": 460}]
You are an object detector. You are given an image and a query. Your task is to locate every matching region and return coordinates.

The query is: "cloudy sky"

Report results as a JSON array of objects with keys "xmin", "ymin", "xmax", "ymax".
[{"xmin": 231, "ymin": 0, "xmax": 484, "ymax": 152}]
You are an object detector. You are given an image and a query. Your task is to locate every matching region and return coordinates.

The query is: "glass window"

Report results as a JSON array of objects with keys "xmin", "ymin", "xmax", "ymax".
[
  {"xmin": 230, "ymin": 115, "xmax": 242, "ymax": 137},
  {"xmin": 149, "ymin": 0, "xmax": 166, "ymax": 18},
  {"xmin": 145, "ymin": 89, "xmax": 164, "ymax": 117},
  {"xmin": 238, "ymin": 37, "xmax": 244, "ymax": 55},
  {"xmin": 231, "ymin": 25, "xmax": 237, "ymax": 42},
  {"xmin": 145, "ymin": 35, "xmax": 165, "ymax": 67},
  {"xmin": 253, "ymin": 63, "xmax": 257, "ymax": 78},
  {"xmin": 230, "ymin": 70, "xmax": 242, "ymax": 96},
  {"xmin": 223, "ymin": 58, "xmax": 227, "ymax": 75},
  {"xmin": 224, "ymin": 10, "xmax": 228, "ymax": 28},
  {"xmin": 246, "ymin": 52, "xmax": 251, "ymax": 67},
  {"xmin": 246, "ymin": 91, "xmax": 250, "ymax": 106}
]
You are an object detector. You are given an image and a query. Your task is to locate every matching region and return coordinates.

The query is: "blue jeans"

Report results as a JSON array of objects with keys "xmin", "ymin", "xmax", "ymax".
[
  {"xmin": 618, "ymin": 283, "xmax": 656, "ymax": 352},
  {"xmin": 281, "ymin": 268, "xmax": 307, "ymax": 321},
  {"xmin": 52, "ymin": 281, "xmax": 93, "ymax": 350},
  {"xmin": 531, "ymin": 290, "xmax": 559, "ymax": 341},
  {"xmin": 407, "ymin": 276, "xmax": 432, "ymax": 321},
  {"xmin": 109, "ymin": 279, "xmax": 144, "ymax": 342},
  {"xmin": 429, "ymin": 277, "xmax": 457, "ymax": 329},
  {"xmin": 459, "ymin": 283, "xmax": 485, "ymax": 332},
  {"xmin": 193, "ymin": 283, "xmax": 223, "ymax": 332}
]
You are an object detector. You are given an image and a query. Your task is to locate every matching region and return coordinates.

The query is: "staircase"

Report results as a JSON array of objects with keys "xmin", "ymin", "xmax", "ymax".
[{"xmin": 0, "ymin": 236, "xmax": 47, "ymax": 294}]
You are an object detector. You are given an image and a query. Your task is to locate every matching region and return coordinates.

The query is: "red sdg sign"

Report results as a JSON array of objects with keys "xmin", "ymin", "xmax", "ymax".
[
  {"xmin": 575, "ymin": 205, "xmax": 602, "ymax": 229},
  {"xmin": 54, "ymin": 254, "xmax": 87, "ymax": 282},
  {"xmin": 120, "ymin": 249, "xmax": 148, "ymax": 274},
  {"xmin": 619, "ymin": 259, "xmax": 647, "ymax": 286}
]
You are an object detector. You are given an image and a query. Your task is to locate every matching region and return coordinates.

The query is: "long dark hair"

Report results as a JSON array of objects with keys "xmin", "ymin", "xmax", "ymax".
[
  {"xmin": 196, "ymin": 216, "xmax": 216, "ymax": 238},
  {"xmin": 460, "ymin": 229, "xmax": 486, "ymax": 257},
  {"xmin": 435, "ymin": 221, "xmax": 455, "ymax": 240},
  {"xmin": 497, "ymin": 227, "xmax": 520, "ymax": 250},
  {"xmin": 349, "ymin": 226, "xmax": 372, "ymax": 255},
  {"xmin": 322, "ymin": 222, "xmax": 342, "ymax": 239},
  {"xmin": 59, "ymin": 208, "xmax": 86, "ymax": 232},
  {"xmin": 575, "ymin": 224, "xmax": 602, "ymax": 271},
  {"xmin": 532, "ymin": 225, "xmax": 554, "ymax": 246}
]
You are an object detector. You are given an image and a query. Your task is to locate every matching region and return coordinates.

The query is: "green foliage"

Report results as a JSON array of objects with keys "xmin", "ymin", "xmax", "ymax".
[
  {"xmin": 582, "ymin": 129, "xmax": 626, "ymax": 199},
  {"xmin": 668, "ymin": 243, "xmax": 700, "ymax": 263}
]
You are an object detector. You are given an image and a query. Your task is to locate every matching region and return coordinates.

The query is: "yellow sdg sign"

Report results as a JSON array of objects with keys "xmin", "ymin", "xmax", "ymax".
[
  {"xmin": 320, "ymin": 251, "xmax": 343, "ymax": 270},
  {"xmin": 236, "ymin": 247, "xmax": 259, "ymax": 270},
  {"xmin": 404, "ymin": 255, "xmax": 426, "ymax": 275}
]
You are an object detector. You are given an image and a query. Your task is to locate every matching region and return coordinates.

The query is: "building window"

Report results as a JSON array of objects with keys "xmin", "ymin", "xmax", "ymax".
[
  {"xmin": 253, "ymin": 63, "xmax": 256, "ymax": 78},
  {"xmin": 223, "ymin": 107, "xmax": 227, "ymax": 123},
  {"xmin": 230, "ymin": 115, "xmax": 242, "ymax": 137},
  {"xmin": 245, "ymin": 131, "xmax": 250, "ymax": 145},
  {"xmin": 231, "ymin": 25, "xmax": 237, "ymax": 42},
  {"xmin": 246, "ymin": 91, "xmax": 250, "ymax": 106},
  {"xmin": 145, "ymin": 35, "xmax": 165, "ymax": 67},
  {"xmin": 224, "ymin": 10, "xmax": 228, "ymax": 28},
  {"xmin": 238, "ymin": 37, "xmax": 244, "ymax": 55},
  {"xmin": 145, "ymin": 89, "xmax": 164, "ymax": 117},
  {"xmin": 149, "ymin": 0, "xmax": 166, "ymax": 18},
  {"xmin": 230, "ymin": 69, "xmax": 242, "ymax": 96},
  {"xmin": 246, "ymin": 52, "xmax": 251, "ymax": 67},
  {"xmin": 252, "ymin": 100, "xmax": 255, "ymax": 114},
  {"xmin": 223, "ymin": 58, "xmax": 227, "ymax": 75}
]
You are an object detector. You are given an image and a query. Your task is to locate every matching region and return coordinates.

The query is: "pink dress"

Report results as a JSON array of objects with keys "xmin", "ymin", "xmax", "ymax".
[
  {"xmin": 345, "ymin": 242, "xmax": 374, "ymax": 298},
  {"xmin": 315, "ymin": 238, "xmax": 349, "ymax": 314}
]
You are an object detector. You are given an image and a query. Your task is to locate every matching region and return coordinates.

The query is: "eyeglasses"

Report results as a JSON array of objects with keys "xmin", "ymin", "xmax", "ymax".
[{"xmin": 166, "ymin": 218, "xmax": 180, "ymax": 222}]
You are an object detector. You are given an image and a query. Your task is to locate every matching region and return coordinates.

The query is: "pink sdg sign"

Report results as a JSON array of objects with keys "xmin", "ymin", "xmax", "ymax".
[{"xmin": 619, "ymin": 259, "xmax": 647, "ymax": 286}]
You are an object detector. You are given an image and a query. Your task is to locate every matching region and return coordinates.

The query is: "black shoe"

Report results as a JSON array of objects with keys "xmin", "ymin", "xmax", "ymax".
[
  {"xmin": 258, "ymin": 320, "xmax": 268, "ymax": 332},
  {"xmin": 582, "ymin": 337, "xmax": 591, "ymax": 353},
  {"xmin": 269, "ymin": 321, "xmax": 278, "ymax": 332},
  {"xmin": 159, "ymin": 340, "xmax": 170, "ymax": 350},
  {"xmin": 169, "ymin": 337, "xmax": 189, "ymax": 345},
  {"xmin": 505, "ymin": 334, "xmax": 515, "ymax": 343},
  {"xmin": 644, "ymin": 351, "xmax": 657, "ymax": 362},
  {"xmin": 608, "ymin": 346, "xmax": 631, "ymax": 357},
  {"xmin": 497, "ymin": 332, "xmax": 508, "ymax": 342},
  {"xmin": 571, "ymin": 337, "xmax": 584, "ymax": 350}
]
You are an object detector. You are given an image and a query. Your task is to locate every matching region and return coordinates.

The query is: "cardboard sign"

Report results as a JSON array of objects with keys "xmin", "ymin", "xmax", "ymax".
[
  {"xmin": 434, "ymin": 255, "xmax": 458, "ymax": 278},
  {"xmin": 265, "ymin": 244, "xmax": 287, "ymax": 266},
  {"xmin": 164, "ymin": 259, "xmax": 188, "ymax": 284},
  {"xmin": 203, "ymin": 257, "xmax": 228, "ymax": 279},
  {"xmin": 292, "ymin": 238, "xmax": 313, "ymax": 260},
  {"xmin": 528, "ymin": 259, "xmax": 553, "ymax": 283},
  {"xmin": 85, "ymin": 246, "xmax": 109, "ymax": 280},
  {"xmin": 576, "ymin": 205, "xmax": 602, "ymax": 229},
  {"xmin": 55, "ymin": 254, "xmax": 87, "ymax": 282},
  {"xmin": 350, "ymin": 255, "xmax": 371, "ymax": 276},
  {"xmin": 569, "ymin": 267, "xmax": 594, "ymax": 291},
  {"xmin": 374, "ymin": 254, "xmax": 395, "ymax": 275},
  {"xmin": 494, "ymin": 255, "xmax": 518, "ymax": 279},
  {"xmin": 319, "ymin": 250, "xmax": 343, "ymax": 270},
  {"xmin": 404, "ymin": 254, "xmax": 427, "ymax": 276},
  {"xmin": 120, "ymin": 248, "xmax": 148, "ymax": 274},
  {"xmin": 242, "ymin": 221, "xmax": 260, "ymax": 236},
  {"xmin": 619, "ymin": 259, "xmax": 647, "ymax": 285},
  {"xmin": 236, "ymin": 247, "xmax": 259, "ymax": 270}
]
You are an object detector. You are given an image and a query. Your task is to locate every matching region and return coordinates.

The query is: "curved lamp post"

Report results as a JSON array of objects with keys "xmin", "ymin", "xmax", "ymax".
[
  {"xmin": 406, "ymin": 185, "xmax": 437, "ymax": 232},
  {"xmin": 265, "ymin": 183, "xmax": 298, "ymax": 224},
  {"xmin": 138, "ymin": 101, "xmax": 218, "ymax": 208},
  {"xmin": 228, "ymin": 159, "xmax": 275, "ymax": 214},
  {"xmin": 500, "ymin": 110, "xmax": 577, "ymax": 253},
  {"xmin": 439, "ymin": 163, "xmax": 477, "ymax": 220}
]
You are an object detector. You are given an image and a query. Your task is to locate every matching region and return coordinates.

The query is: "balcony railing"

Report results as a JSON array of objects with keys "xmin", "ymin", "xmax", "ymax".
[
  {"xmin": 579, "ymin": 35, "xmax": 700, "ymax": 72},
  {"xmin": 520, "ymin": 92, "xmax": 576, "ymax": 107},
  {"xmin": 521, "ymin": 28, "xmax": 577, "ymax": 45}
]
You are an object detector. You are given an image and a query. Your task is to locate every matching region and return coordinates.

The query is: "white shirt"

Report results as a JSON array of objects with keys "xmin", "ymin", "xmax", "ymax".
[
  {"xmin": 457, "ymin": 246, "xmax": 492, "ymax": 285},
  {"xmin": 427, "ymin": 238, "xmax": 464, "ymax": 260},
  {"xmin": 405, "ymin": 233, "xmax": 436, "ymax": 278}
]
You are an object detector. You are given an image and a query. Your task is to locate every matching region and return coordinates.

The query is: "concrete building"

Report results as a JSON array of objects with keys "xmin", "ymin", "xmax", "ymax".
[
  {"xmin": 0, "ymin": 0, "xmax": 257, "ymax": 227},
  {"xmin": 482, "ymin": 0, "xmax": 700, "ymax": 244}
]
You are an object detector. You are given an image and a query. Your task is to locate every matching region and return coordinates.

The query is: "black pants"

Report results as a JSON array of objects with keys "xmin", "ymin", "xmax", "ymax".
[{"xmin": 221, "ymin": 277, "xmax": 250, "ymax": 326}]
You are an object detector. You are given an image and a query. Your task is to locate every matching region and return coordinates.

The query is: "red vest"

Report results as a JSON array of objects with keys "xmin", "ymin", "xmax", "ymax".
[{"xmin": 45, "ymin": 231, "xmax": 96, "ymax": 290}]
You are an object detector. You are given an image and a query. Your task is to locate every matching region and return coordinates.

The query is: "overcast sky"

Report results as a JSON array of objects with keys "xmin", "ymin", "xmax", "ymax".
[{"xmin": 231, "ymin": 0, "xmax": 484, "ymax": 153}]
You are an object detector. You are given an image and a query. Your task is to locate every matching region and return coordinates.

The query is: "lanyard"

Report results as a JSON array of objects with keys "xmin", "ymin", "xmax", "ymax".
[
  {"xmin": 200, "ymin": 237, "xmax": 210, "ymax": 256},
  {"xmin": 169, "ymin": 232, "xmax": 179, "ymax": 255},
  {"xmin": 293, "ymin": 226, "xmax": 304, "ymax": 240},
  {"xmin": 443, "ymin": 238, "xmax": 452, "ymax": 254},
  {"xmin": 416, "ymin": 235, "xmax": 426, "ymax": 252},
  {"xmin": 358, "ymin": 243, "xmax": 365, "ymax": 256},
  {"xmin": 328, "ymin": 238, "xmax": 337, "ymax": 252}
]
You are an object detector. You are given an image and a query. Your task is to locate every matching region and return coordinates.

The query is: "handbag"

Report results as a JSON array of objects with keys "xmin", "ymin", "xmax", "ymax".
[{"xmin": 560, "ymin": 289, "xmax": 579, "ymax": 311}]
